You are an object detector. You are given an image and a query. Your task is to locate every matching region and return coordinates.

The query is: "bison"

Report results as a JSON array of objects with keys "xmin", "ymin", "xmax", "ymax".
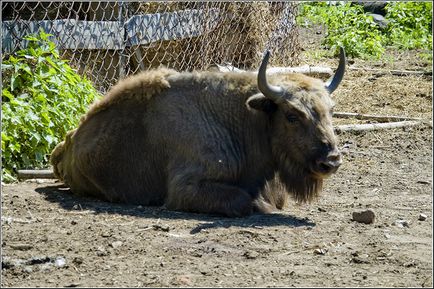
[{"xmin": 51, "ymin": 48, "xmax": 346, "ymax": 217}]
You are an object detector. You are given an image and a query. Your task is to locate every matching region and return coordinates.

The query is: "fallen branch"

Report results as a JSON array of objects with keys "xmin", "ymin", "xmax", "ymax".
[
  {"xmin": 333, "ymin": 111, "xmax": 425, "ymax": 122},
  {"xmin": 335, "ymin": 120, "xmax": 427, "ymax": 132},
  {"xmin": 266, "ymin": 65, "xmax": 333, "ymax": 77},
  {"xmin": 17, "ymin": 169, "xmax": 55, "ymax": 180},
  {"xmin": 213, "ymin": 63, "xmax": 333, "ymax": 78},
  {"xmin": 1, "ymin": 216, "xmax": 33, "ymax": 224},
  {"xmin": 349, "ymin": 66, "xmax": 432, "ymax": 76}
]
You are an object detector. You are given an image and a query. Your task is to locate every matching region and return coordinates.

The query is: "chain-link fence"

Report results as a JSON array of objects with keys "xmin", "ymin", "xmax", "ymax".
[{"xmin": 2, "ymin": 1, "xmax": 300, "ymax": 93}]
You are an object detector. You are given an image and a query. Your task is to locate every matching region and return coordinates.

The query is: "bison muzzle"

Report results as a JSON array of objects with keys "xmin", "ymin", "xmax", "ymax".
[{"xmin": 51, "ymin": 48, "xmax": 346, "ymax": 217}]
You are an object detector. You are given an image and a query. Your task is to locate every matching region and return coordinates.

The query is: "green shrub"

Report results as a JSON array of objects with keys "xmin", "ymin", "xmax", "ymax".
[
  {"xmin": 385, "ymin": 2, "xmax": 433, "ymax": 50},
  {"xmin": 298, "ymin": 2, "xmax": 433, "ymax": 58},
  {"xmin": 1, "ymin": 30, "xmax": 101, "ymax": 182},
  {"xmin": 298, "ymin": 2, "xmax": 386, "ymax": 58}
]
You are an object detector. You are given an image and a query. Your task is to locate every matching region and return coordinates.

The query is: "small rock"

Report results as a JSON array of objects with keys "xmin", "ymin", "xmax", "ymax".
[
  {"xmin": 313, "ymin": 248, "xmax": 328, "ymax": 255},
  {"xmin": 152, "ymin": 224, "xmax": 170, "ymax": 232},
  {"xmin": 243, "ymin": 250, "xmax": 259, "ymax": 259},
  {"xmin": 71, "ymin": 220, "xmax": 78, "ymax": 225},
  {"xmin": 2, "ymin": 216, "xmax": 13, "ymax": 225},
  {"xmin": 403, "ymin": 260, "xmax": 417, "ymax": 267},
  {"xmin": 394, "ymin": 219, "xmax": 410, "ymax": 228},
  {"xmin": 418, "ymin": 213, "xmax": 428, "ymax": 221},
  {"xmin": 352, "ymin": 209, "xmax": 375, "ymax": 224},
  {"xmin": 23, "ymin": 266, "xmax": 33, "ymax": 273},
  {"xmin": 72, "ymin": 257, "xmax": 83, "ymax": 265},
  {"xmin": 351, "ymin": 254, "xmax": 370, "ymax": 264},
  {"xmin": 101, "ymin": 231, "xmax": 112, "ymax": 238},
  {"xmin": 54, "ymin": 257, "xmax": 66, "ymax": 268},
  {"xmin": 10, "ymin": 243, "xmax": 33, "ymax": 251},
  {"xmin": 65, "ymin": 283, "xmax": 81, "ymax": 287},
  {"xmin": 110, "ymin": 241, "xmax": 123, "ymax": 249},
  {"xmin": 96, "ymin": 246, "xmax": 108, "ymax": 256},
  {"xmin": 200, "ymin": 270, "xmax": 211, "ymax": 276},
  {"xmin": 175, "ymin": 275, "xmax": 191, "ymax": 286},
  {"xmin": 366, "ymin": 13, "xmax": 389, "ymax": 29}
]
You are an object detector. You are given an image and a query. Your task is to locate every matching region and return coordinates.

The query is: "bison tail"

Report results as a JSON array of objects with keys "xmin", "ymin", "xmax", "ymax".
[
  {"xmin": 50, "ymin": 129, "xmax": 75, "ymax": 181},
  {"xmin": 50, "ymin": 141, "xmax": 65, "ymax": 180}
]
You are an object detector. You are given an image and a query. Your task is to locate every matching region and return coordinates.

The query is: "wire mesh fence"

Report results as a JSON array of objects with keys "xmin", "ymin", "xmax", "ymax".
[{"xmin": 2, "ymin": 1, "xmax": 300, "ymax": 93}]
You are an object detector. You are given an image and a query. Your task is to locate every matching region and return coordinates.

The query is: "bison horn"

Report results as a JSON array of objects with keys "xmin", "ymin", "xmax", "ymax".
[
  {"xmin": 325, "ymin": 47, "xmax": 346, "ymax": 94},
  {"xmin": 258, "ymin": 50, "xmax": 284, "ymax": 100}
]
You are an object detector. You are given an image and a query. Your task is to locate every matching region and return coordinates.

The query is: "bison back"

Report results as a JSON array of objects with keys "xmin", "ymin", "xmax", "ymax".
[{"xmin": 63, "ymin": 100, "xmax": 168, "ymax": 205}]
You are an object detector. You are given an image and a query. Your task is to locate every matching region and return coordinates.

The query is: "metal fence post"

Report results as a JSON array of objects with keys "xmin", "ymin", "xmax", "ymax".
[{"xmin": 118, "ymin": 0, "xmax": 126, "ymax": 79}]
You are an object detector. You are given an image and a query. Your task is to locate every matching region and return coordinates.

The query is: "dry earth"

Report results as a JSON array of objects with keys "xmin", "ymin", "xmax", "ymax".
[{"xmin": 1, "ymin": 26, "xmax": 433, "ymax": 287}]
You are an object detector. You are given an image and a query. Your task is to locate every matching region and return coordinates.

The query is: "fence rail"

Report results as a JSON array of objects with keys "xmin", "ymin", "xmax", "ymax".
[
  {"xmin": 2, "ymin": 9, "xmax": 223, "ymax": 51},
  {"xmin": 2, "ymin": 1, "xmax": 300, "ymax": 93}
]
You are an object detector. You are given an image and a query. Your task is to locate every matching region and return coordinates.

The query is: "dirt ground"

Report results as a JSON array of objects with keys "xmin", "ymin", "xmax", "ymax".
[{"xmin": 1, "ymin": 25, "xmax": 433, "ymax": 287}]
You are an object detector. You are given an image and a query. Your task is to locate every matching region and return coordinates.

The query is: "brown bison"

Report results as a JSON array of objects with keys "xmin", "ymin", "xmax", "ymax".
[{"xmin": 51, "ymin": 48, "xmax": 346, "ymax": 217}]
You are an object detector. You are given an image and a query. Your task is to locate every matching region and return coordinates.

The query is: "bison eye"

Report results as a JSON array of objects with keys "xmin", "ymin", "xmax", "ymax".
[{"xmin": 285, "ymin": 114, "xmax": 298, "ymax": 123}]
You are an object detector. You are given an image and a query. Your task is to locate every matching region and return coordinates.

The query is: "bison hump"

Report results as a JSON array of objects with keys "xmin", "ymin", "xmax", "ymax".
[{"xmin": 81, "ymin": 68, "xmax": 179, "ymax": 123}]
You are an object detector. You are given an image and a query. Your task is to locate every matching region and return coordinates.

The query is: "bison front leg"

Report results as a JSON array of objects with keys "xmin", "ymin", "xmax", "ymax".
[{"xmin": 166, "ymin": 172, "xmax": 253, "ymax": 217}]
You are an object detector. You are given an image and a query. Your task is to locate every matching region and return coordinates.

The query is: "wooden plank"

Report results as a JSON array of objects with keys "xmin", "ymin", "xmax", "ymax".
[
  {"xmin": 2, "ymin": 8, "xmax": 221, "ymax": 53},
  {"xmin": 334, "ymin": 121, "xmax": 425, "ymax": 133},
  {"xmin": 124, "ymin": 8, "xmax": 221, "ymax": 46},
  {"xmin": 214, "ymin": 63, "xmax": 333, "ymax": 78},
  {"xmin": 267, "ymin": 65, "xmax": 333, "ymax": 77},
  {"xmin": 2, "ymin": 19, "xmax": 124, "ymax": 52},
  {"xmin": 333, "ymin": 112, "xmax": 426, "ymax": 122},
  {"xmin": 349, "ymin": 66, "xmax": 432, "ymax": 76},
  {"xmin": 17, "ymin": 169, "xmax": 55, "ymax": 180}
]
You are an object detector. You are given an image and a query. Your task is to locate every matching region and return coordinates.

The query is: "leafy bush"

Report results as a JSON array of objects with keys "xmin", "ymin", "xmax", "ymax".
[
  {"xmin": 298, "ymin": 2, "xmax": 433, "ymax": 58},
  {"xmin": 2, "ymin": 30, "xmax": 101, "ymax": 182},
  {"xmin": 385, "ymin": 2, "xmax": 433, "ymax": 50},
  {"xmin": 298, "ymin": 2, "xmax": 386, "ymax": 58}
]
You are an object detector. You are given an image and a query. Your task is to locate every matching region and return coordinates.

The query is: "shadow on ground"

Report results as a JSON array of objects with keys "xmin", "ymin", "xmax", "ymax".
[{"xmin": 35, "ymin": 184, "xmax": 316, "ymax": 234}]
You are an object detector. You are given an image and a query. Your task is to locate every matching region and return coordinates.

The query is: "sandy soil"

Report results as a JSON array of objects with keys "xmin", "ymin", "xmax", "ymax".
[{"xmin": 1, "ymin": 25, "xmax": 433, "ymax": 287}]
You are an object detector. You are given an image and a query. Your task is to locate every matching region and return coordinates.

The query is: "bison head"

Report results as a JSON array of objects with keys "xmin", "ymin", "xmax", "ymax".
[{"xmin": 247, "ymin": 48, "xmax": 346, "ymax": 201}]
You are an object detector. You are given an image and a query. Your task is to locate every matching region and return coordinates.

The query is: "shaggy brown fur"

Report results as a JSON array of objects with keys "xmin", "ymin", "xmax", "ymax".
[
  {"xmin": 80, "ymin": 68, "xmax": 179, "ymax": 124},
  {"xmin": 51, "ymin": 67, "xmax": 341, "ymax": 217}
]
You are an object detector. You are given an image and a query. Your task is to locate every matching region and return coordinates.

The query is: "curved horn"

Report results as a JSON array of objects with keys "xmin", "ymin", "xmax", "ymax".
[
  {"xmin": 258, "ymin": 50, "xmax": 284, "ymax": 100},
  {"xmin": 325, "ymin": 46, "xmax": 346, "ymax": 94}
]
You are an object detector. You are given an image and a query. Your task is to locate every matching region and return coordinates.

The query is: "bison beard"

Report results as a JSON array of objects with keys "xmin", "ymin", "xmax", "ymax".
[{"xmin": 51, "ymin": 49, "xmax": 344, "ymax": 217}]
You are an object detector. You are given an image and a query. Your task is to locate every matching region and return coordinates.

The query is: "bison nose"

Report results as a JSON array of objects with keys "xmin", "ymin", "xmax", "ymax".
[{"xmin": 316, "ymin": 150, "xmax": 342, "ymax": 175}]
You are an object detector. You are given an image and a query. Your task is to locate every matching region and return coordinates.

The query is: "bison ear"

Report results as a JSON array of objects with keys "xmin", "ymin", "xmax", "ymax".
[{"xmin": 246, "ymin": 94, "xmax": 277, "ymax": 114}]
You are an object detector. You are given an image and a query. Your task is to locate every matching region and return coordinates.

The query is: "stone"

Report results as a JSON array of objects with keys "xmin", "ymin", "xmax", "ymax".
[
  {"xmin": 111, "ymin": 241, "xmax": 123, "ymax": 249},
  {"xmin": 313, "ymin": 248, "xmax": 328, "ymax": 255},
  {"xmin": 352, "ymin": 209, "xmax": 376, "ymax": 224},
  {"xmin": 395, "ymin": 219, "xmax": 410, "ymax": 228},
  {"xmin": 54, "ymin": 257, "xmax": 66, "ymax": 268}
]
